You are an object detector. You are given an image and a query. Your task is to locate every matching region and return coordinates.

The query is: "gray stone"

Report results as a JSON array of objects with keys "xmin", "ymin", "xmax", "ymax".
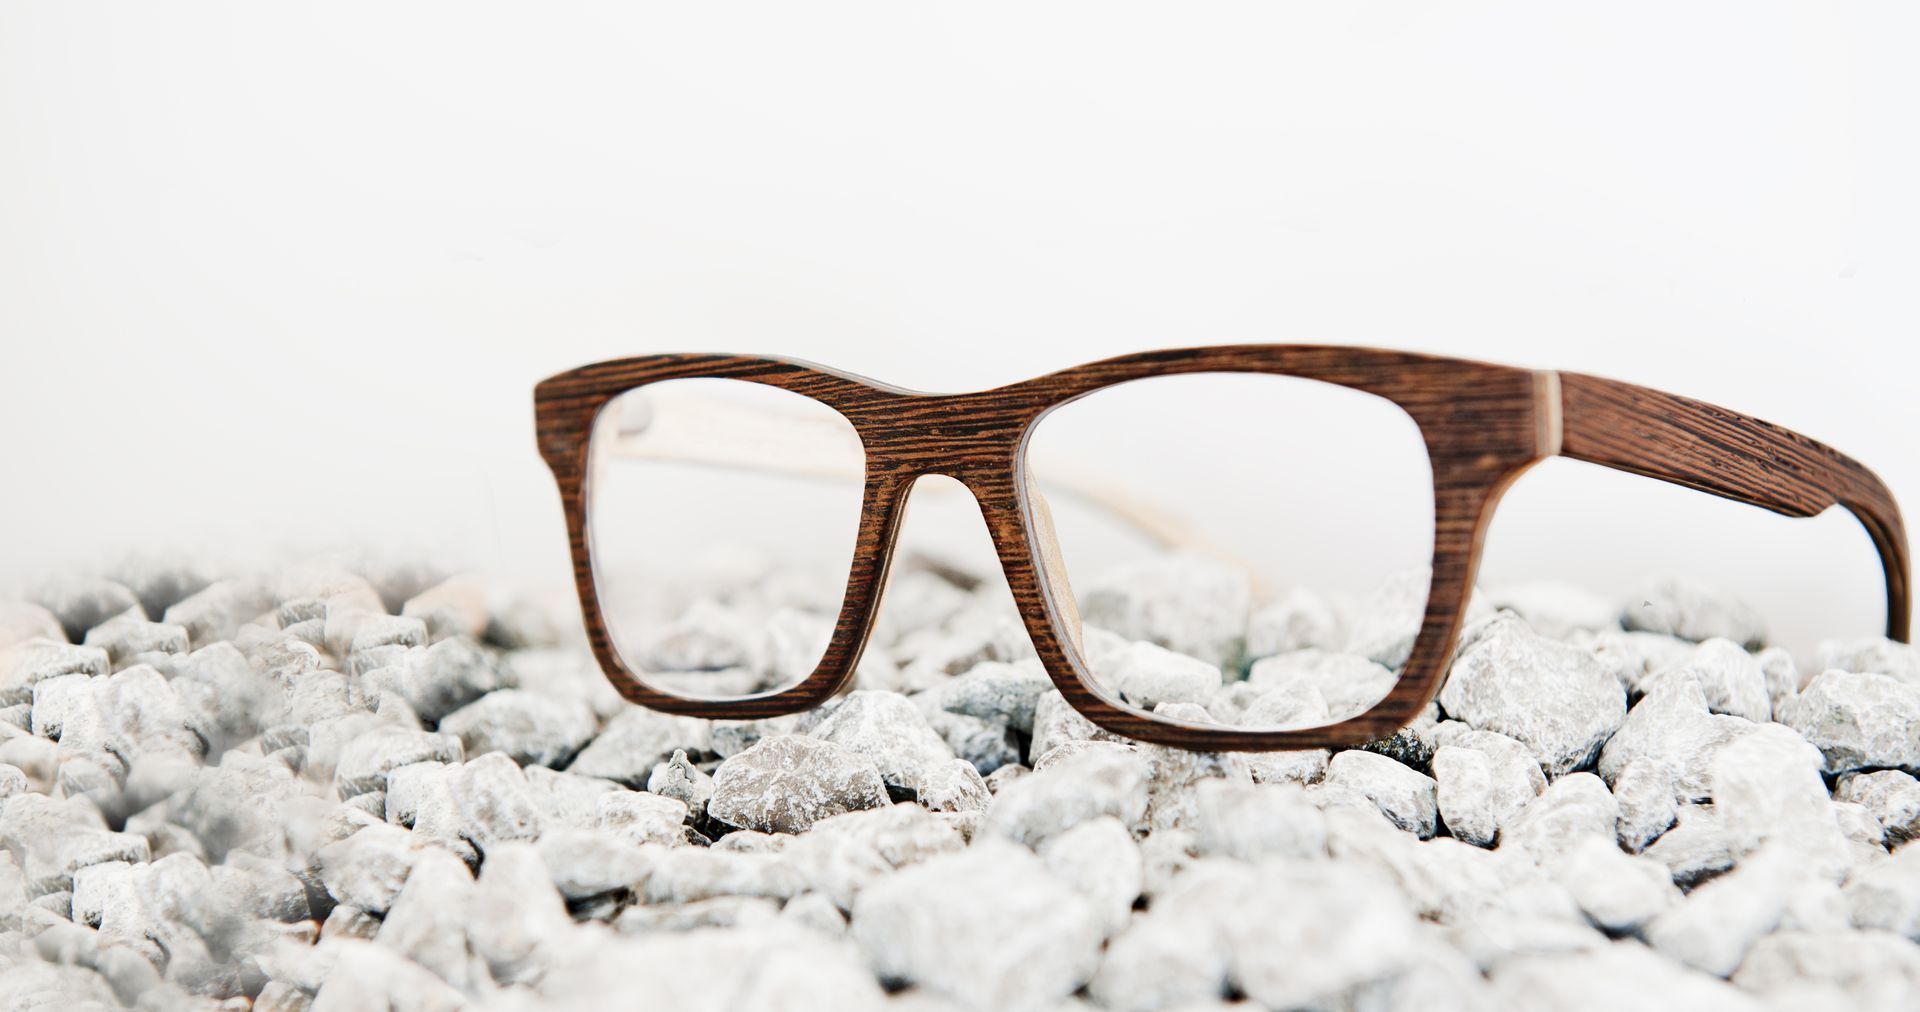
[
  {"xmin": 81, "ymin": 613, "xmax": 189, "ymax": 667},
  {"xmin": 529, "ymin": 923, "xmax": 885, "ymax": 1010},
  {"xmin": 1833, "ymin": 800, "xmax": 1889, "ymax": 869},
  {"xmin": 314, "ymin": 823, "xmax": 443, "ymax": 914},
  {"xmin": 1437, "ymin": 613, "xmax": 1625, "ymax": 776},
  {"xmin": 809, "ymin": 690, "xmax": 987, "ymax": 812},
  {"xmin": 1835, "ymin": 770, "xmax": 1920, "ymax": 844},
  {"xmin": 567, "ymin": 705, "xmax": 707, "ymax": 787},
  {"xmin": 498, "ymin": 646, "xmax": 626, "ymax": 721},
  {"xmin": 162, "ymin": 578, "xmax": 276, "ymax": 648},
  {"xmin": 1816, "ymin": 635, "xmax": 1920, "ymax": 687},
  {"xmin": 1641, "ymin": 637, "xmax": 1770, "ymax": 723},
  {"xmin": 1078, "ymin": 552, "xmax": 1250, "ymax": 668},
  {"xmin": 1431, "ymin": 730, "xmax": 1545, "ymax": 847},
  {"xmin": 1502, "ymin": 773, "xmax": 1618, "ymax": 864},
  {"xmin": 535, "ymin": 828, "xmax": 650, "ymax": 899},
  {"xmin": 1845, "ymin": 844, "xmax": 1920, "ymax": 940},
  {"xmin": 1711, "ymin": 723, "xmax": 1851, "ymax": 881},
  {"xmin": 640, "ymin": 846, "xmax": 807, "ymax": 904},
  {"xmin": 938, "ymin": 659, "xmax": 1053, "ymax": 733},
  {"xmin": 786, "ymin": 802, "xmax": 965, "ymax": 910},
  {"xmin": 1245, "ymin": 587, "xmax": 1342, "ymax": 658},
  {"xmin": 308, "ymin": 938, "xmax": 471, "ymax": 1012},
  {"xmin": 1039, "ymin": 815, "xmax": 1143, "ymax": 938},
  {"xmin": 1732, "ymin": 928, "xmax": 1920, "ymax": 1010},
  {"xmin": 981, "ymin": 747, "xmax": 1150, "ymax": 847},
  {"xmin": 0, "ymin": 640, "xmax": 108, "ymax": 706},
  {"xmin": 362, "ymin": 636, "xmax": 504, "ymax": 724},
  {"xmin": 94, "ymin": 664, "xmax": 201, "ymax": 761},
  {"xmin": 1347, "ymin": 568, "xmax": 1490, "ymax": 670},
  {"xmin": 523, "ymin": 764, "xmax": 624, "ymax": 831},
  {"xmin": 852, "ymin": 838, "xmax": 1103, "ymax": 1011},
  {"xmin": 1191, "ymin": 780, "xmax": 1328, "ymax": 861},
  {"xmin": 597, "ymin": 790, "xmax": 690, "ymax": 847},
  {"xmin": 1108, "ymin": 641, "xmax": 1221, "ymax": 711},
  {"xmin": 1645, "ymin": 845, "xmax": 1799, "ymax": 977},
  {"xmin": 1611, "ymin": 756, "xmax": 1680, "ymax": 853},
  {"xmin": 1550, "ymin": 836, "xmax": 1679, "ymax": 934},
  {"xmin": 1621, "ymin": 575, "xmax": 1767, "ymax": 649},
  {"xmin": 0, "ymin": 793, "xmax": 149, "ymax": 894},
  {"xmin": 1246, "ymin": 649, "xmax": 1395, "ymax": 723},
  {"xmin": 438, "ymin": 688, "xmax": 597, "ymax": 768},
  {"xmin": 447, "ymin": 751, "xmax": 544, "ymax": 847},
  {"xmin": 923, "ymin": 708, "xmax": 1020, "ymax": 775},
  {"xmin": 646, "ymin": 748, "xmax": 713, "ymax": 817},
  {"xmin": 1777, "ymin": 669, "xmax": 1920, "ymax": 774},
  {"xmin": 1325, "ymin": 750, "xmax": 1437, "ymax": 838},
  {"xmin": 1223, "ymin": 859, "xmax": 1423, "ymax": 1009},
  {"xmin": 1486, "ymin": 581, "xmax": 1619, "ymax": 640},
  {"xmin": 1244, "ymin": 747, "xmax": 1330, "ymax": 786},
  {"xmin": 708, "ymin": 734, "xmax": 890, "ymax": 834},
  {"xmin": 1599, "ymin": 677, "xmax": 1754, "ymax": 803},
  {"xmin": 373, "ymin": 846, "xmax": 485, "ymax": 990},
  {"xmin": 333, "ymin": 728, "xmax": 463, "ymax": 798},
  {"xmin": 1028, "ymin": 689, "xmax": 1129, "ymax": 763},
  {"xmin": 467, "ymin": 842, "xmax": 570, "ymax": 985},
  {"xmin": 1757, "ymin": 646, "xmax": 1801, "ymax": 716},
  {"xmin": 1643, "ymin": 804, "xmax": 1737, "ymax": 888},
  {"xmin": 1488, "ymin": 941, "xmax": 1761, "ymax": 1010}
]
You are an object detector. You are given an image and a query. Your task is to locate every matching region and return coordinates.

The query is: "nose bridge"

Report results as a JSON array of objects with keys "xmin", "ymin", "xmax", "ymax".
[{"xmin": 853, "ymin": 388, "xmax": 1034, "ymax": 487}]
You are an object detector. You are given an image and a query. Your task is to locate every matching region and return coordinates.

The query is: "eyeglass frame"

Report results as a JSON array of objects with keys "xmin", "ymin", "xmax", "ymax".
[{"xmin": 535, "ymin": 345, "xmax": 1909, "ymax": 752}]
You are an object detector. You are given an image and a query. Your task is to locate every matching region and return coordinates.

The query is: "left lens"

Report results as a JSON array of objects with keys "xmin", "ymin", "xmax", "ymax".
[{"xmin": 587, "ymin": 378, "xmax": 865, "ymax": 699}]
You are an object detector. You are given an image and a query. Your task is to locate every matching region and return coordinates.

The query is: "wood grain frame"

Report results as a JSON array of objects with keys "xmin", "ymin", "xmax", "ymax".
[{"xmin": 536, "ymin": 347, "xmax": 1909, "ymax": 751}]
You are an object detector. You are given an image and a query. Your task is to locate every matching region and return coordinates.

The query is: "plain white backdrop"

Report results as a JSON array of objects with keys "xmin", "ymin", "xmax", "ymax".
[{"xmin": 2, "ymin": 3, "xmax": 1915, "ymax": 652}]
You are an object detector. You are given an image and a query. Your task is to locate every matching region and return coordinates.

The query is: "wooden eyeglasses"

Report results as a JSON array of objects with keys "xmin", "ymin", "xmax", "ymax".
[{"xmin": 535, "ymin": 346, "xmax": 1909, "ymax": 751}]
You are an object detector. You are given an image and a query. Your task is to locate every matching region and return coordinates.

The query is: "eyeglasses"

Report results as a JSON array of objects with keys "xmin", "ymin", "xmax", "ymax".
[{"xmin": 534, "ymin": 346, "xmax": 1909, "ymax": 752}]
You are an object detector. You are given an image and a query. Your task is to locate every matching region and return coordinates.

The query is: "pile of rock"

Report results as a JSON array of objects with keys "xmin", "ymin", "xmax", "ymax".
[{"xmin": 0, "ymin": 558, "xmax": 1916, "ymax": 1011}]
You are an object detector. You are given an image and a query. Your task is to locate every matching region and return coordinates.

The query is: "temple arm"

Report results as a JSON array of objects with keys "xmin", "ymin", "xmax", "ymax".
[{"xmin": 1552, "ymin": 371, "xmax": 1910, "ymax": 641}]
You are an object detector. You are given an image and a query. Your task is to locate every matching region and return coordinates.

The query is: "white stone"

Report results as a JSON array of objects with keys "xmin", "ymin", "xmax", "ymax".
[
  {"xmin": 1502, "ymin": 773, "xmax": 1618, "ymax": 865},
  {"xmin": 1078, "ymin": 552, "xmax": 1250, "ymax": 668},
  {"xmin": 1549, "ymin": 836, "xmax": 1679, "ymax": 934},
  {"xmin": 1437, "ymin": 613, "xmax": 1626, "ymax": 776},
  {"xmin": 1325, "ymin": 750, "xmax": 1437, "ymax": 838},
  {"xmin": 1244, "ymin": 587, "xmax": 1342, "ymax": 658},
  {"xmin": 1620, "ymin": 575, "xmax": 1767, "ymax": 649},
  {"xmin": 1644, "ymin": 845, "xmax": 1800, "ymax": 977},
  {"xmin": 851, "ymin": 838, "xmax": 1104, "ymax": 1011},
  {"xmin": 1641, "ymin": 637, "xmax": 1771, "ymax": 723},
  {"xmin": 1835, "ymin": 770, "xmax": 1920, "ymax": 845},
  {"xmin": 1109, "ymin": 641, "xmax": 1222, "ymax": 711},
  {"xmin": 1711, "ymin": 723, "xmax": 1851, "ymax": 881},
  {"xmin": 1039, "ymin": 816, "xmax": 1143, "ymax": 938},
  {"xmin": 1430, "ymin": 729, "xmax": 1545, "ymax": 847},
  {"xmin": 1777, "ymin": 669, "xmax": 1920, "ymax": 774},
  {"xmin": 707, "ymin": 734, "xmax": 891, "ymax": 834}
]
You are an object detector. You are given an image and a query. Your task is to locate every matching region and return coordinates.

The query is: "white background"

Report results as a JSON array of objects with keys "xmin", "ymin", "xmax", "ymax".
[{"xmin": 2, "ymin": 3, "xmax": 1914, "ymax": 652}]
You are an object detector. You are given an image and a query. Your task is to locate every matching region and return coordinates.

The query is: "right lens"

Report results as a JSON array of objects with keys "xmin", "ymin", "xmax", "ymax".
[
  {"xmin": 1024, "ymin": 371, "xmax": 1435, "ymax": 732},
  {"xmin": 586, "ymin": 378, "xmax": 866, "ymax": 699}
]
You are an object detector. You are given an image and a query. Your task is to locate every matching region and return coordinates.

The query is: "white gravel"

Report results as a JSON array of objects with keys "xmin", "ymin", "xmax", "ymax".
[{"xmin": 0, "ymin": 558, "xmax": 1916, "ymax": 1011}]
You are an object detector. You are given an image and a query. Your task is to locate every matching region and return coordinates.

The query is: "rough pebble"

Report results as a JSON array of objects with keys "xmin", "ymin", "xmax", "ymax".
[{"xmin": 0, "ymin": 559, "xmax": 1915, "ymax": 1011}]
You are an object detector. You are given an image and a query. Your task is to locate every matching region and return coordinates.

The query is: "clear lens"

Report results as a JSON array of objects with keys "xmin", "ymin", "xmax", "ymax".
[
  {"xmin": 587, "ymin": 378, "xmax": 865, "ymax": 699},
  {"xmin": 1024, "ymin": 372, "xmax": 1434, "ymax": 732}
]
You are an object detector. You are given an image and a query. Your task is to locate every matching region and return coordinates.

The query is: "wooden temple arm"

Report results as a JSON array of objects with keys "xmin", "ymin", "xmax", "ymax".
[{"xmin": 1551, "ymin": 371, "xmax": 1910, "ymax": 641}]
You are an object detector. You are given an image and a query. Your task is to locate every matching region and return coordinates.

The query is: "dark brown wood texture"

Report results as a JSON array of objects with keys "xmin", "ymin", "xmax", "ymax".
[
  {"xmin": 536, "ymin": 348, "xmax": 1909, "ymax": 750},
  {"xmin": 1559, "ymin": 373, "xmax": 1910, "ymax": 641}
]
